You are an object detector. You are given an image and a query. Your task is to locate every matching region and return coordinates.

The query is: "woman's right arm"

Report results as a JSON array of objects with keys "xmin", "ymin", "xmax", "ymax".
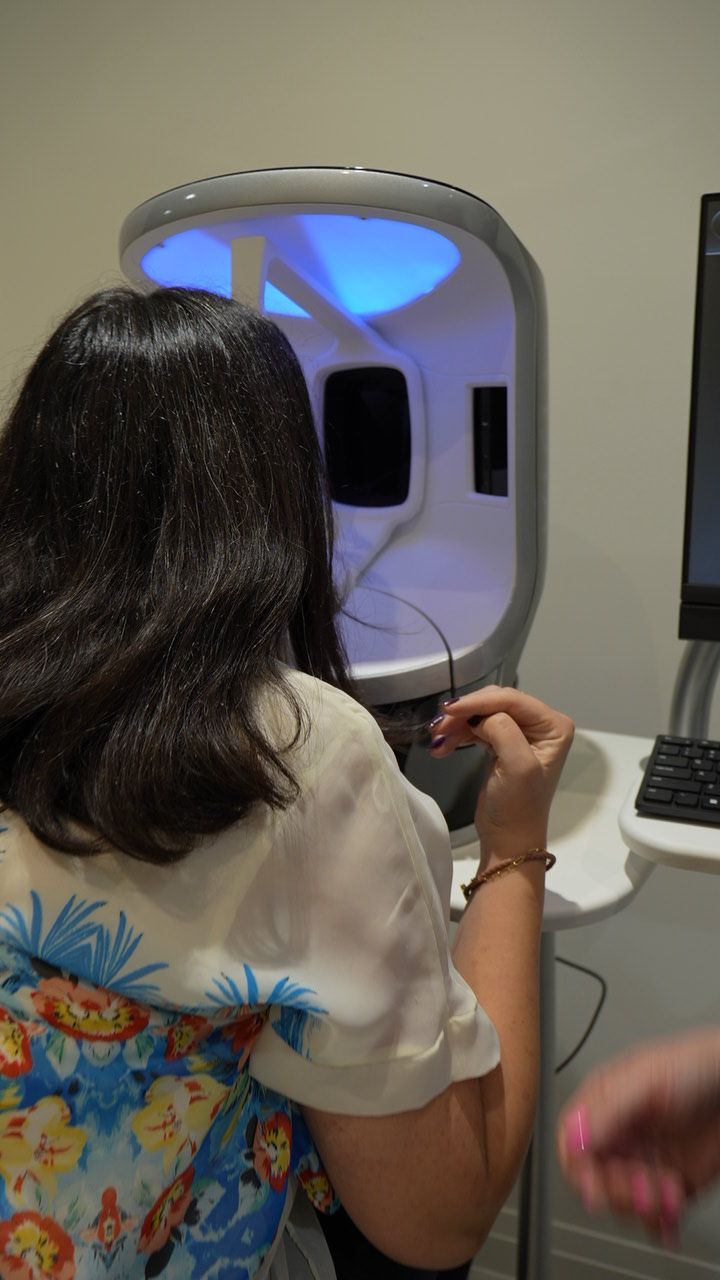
[{"xmin": 303, "ymin": 688, "xmax": 574, "ymax": 1270}]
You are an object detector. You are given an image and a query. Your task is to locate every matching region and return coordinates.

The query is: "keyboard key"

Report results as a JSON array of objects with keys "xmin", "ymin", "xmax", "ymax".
[
  {"xmin": 659, "ymin": 736, "xmax": 692, "ymax": 746},
  {"xmin": 701, "ymin": 796, "xmax": 720, "ymax": 811},
  {"xmin": 643, "ymin": 787, "xmax": 672, "ymax": 803},
  {"xmin": 675, "ymin": 792, "xmax": 699, "ymax": 807},
  {"xmin": 681, "ymin": 747, "xmax": 703, "ymax": 759},
  {"xmin": 696, "ymin": 770, "xmax": 717, "ymax": 783},
  {"xmin": 651, "ymin": 765, "xmax": 691, "ymax": 779},
  {"xmin": 649, "ymin": 776, "xmax": 701, "ymax": 793},
  {"xmin": 656, "ymin": 743, "xmax": 679, "ymax": 755}
]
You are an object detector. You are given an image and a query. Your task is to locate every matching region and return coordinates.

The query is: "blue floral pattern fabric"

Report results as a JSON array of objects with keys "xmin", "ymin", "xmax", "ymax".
[
  {"xmin": 0, "ymin": 672, "xmax": 500, "ymax": 1278},
  {"xmin": 0, "ymin": 897, "xmax": 335, "ymax": 1280}
]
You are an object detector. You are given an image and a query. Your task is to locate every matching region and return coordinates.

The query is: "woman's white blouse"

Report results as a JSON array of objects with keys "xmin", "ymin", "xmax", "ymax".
[{"xmin": 0, "ymin": 670, "xmax": 500, "ymax": 1116}]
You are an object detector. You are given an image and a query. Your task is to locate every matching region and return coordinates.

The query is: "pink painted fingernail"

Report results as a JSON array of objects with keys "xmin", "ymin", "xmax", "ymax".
[
  {"xmin": 565, "ymin": 1106, "xmax": 589, "ymax": 1154},
  {"xmin": 631, "ymin": 1169, "xmax": 652, "ymax": 1217}
]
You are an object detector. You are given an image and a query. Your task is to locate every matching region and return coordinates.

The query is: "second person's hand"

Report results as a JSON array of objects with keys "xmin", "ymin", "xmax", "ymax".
[{"xmin": 557, "ymin": 1026, "xmax": 720, "ymax": 1246}]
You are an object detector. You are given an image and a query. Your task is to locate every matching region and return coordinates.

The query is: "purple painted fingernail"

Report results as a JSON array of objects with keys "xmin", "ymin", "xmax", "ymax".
[
  {"xmin": 441, "ymin": 697, "xmax": 459, "ymax": 706},
  {"xmin": 427, "ymin": 715, "xmax": 444, "ymax": 730},
  {"xmin": 429, "ymin": 735, "xmax": 446, "ymax": 750},
  {"xmin": 565, "ymin": 1106, "xmax": 589, "ymax": 1154}
]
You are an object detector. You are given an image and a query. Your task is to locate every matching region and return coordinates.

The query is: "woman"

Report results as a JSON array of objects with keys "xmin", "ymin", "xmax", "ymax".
[{"xmin": 0, "ymin": 286, "xmax": 573, "ymax": 1279}]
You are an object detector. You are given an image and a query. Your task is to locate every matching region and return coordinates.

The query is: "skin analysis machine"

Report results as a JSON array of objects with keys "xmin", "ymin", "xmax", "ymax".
[{"xmin": 119, "ymin": 166, "xmax": 546, "ymax": 841}]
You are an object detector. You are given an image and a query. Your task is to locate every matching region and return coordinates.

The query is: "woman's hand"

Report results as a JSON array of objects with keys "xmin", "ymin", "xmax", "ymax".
[
  {"xmin": 428, "ymin": 686, "xmax": 574, "ymax": 861},
  {"xmin": 557, "ymin": 1027, "xmax": 720, "ymax": 1246}
]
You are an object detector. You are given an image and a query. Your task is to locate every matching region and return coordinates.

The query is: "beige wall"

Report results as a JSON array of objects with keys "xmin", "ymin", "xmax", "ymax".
[{"xmin": 4, "ymin": 0, "xmax": 720, "ymax": 737}]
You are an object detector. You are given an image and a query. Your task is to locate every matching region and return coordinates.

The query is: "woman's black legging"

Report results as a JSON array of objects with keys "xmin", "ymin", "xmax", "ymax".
[{"xmin": 317, "ymin": 1204, "xmax": 473, "ymax": 1280}]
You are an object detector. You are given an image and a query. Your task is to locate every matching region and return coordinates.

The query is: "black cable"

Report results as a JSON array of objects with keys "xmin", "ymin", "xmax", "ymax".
[
  {"xmin": 368, "ymin": 587, "xmax": 458, "ymax": 697},
  {"xmin": 554, "ymin": 956, "xmax": 608, "ymax": 1073}
]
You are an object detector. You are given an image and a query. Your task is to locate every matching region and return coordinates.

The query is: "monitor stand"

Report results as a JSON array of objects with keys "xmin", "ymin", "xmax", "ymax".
[
  {"xmin": 619, "ymin": 636, "xmax": 720, "ymax": 876},
  {"xmin": 669, "ymin": 639, "xmax": 720, "ymax": 737}
]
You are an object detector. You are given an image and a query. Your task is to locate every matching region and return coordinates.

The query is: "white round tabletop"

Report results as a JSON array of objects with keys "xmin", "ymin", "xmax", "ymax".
[{"xmin": 450, "ymin": 728, "xmax": 655, "ymax": 928}]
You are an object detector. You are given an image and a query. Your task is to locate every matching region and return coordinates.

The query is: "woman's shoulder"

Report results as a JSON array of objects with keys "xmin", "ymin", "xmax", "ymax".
[
  {"xmin": 281, "ymin": 667, "xmax": 381, "ymax": 741},
  {"xmin": 276, "ymin": 668, "xmax": 389, "ymax": 786}
]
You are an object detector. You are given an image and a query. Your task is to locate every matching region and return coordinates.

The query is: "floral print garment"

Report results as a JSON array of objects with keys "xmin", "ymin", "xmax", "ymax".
[
  {"xmin": 0, "ymin": 671, "xmax": 500, "ymax": 1279},
  {"xmin": 0, "ymin": 929, "xmax": 333, "ymax": 1280}
]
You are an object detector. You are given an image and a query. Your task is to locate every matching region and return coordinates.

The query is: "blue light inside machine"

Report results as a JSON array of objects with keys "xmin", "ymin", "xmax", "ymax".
[
  {"xmin": 294, "ymin": 215, "xmax": 460, "ymax": 314},
  {"xmin": 142, "ymin": 229, "xmax": 231, "ymax": 295},
  {"xmin": 140, "ymin": 216, "xmax": 460, "ymax": 316}
]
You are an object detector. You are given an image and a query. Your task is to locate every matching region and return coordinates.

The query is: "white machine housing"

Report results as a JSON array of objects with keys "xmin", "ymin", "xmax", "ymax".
[{"xmin": 120, "ymin": 168, "xmax": 546, "ymax": 834}]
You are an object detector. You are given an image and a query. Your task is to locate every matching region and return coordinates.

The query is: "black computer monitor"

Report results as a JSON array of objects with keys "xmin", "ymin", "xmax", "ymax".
[{"xmin": 680, "ymin": 194, "xmax": 720, "ymax": 641}]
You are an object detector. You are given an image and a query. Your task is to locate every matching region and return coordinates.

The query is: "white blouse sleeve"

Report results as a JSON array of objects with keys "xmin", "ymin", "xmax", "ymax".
[{"xmin": 249, "ymin": 686, "xmax": 499, "ymax": 1115}]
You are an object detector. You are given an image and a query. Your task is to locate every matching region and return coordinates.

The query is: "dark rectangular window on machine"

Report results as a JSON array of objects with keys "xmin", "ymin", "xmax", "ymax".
[
  {"xmin": 473, "ymin": 386, "xmax": 508, "ymax": 496},
  {"xmin": 323, "ymin": 367, "xmax": 411, "ymax": 507}
]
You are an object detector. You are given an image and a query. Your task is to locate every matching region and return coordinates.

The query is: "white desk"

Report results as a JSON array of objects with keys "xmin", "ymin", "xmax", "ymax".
[
  {"xmin": 620, "ymin": 774, "xmax": 720, "ymax": 874},
  {"xmin": 450, "ymin": 727, "xmax": 655, "ymax": 925},
  {"xmin": 448, "ymin": 728, "xmax": 656, "ymax": 1280}
]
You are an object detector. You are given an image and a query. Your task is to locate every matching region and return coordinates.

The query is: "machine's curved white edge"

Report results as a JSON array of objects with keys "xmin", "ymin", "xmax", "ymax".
[
  {"xmin": 619, "ymin": 782, "xmax": 720, "ymax": 874},
  {"xmin": 119, "ymin": 167, "xmax": 501, "ymax": 267}
]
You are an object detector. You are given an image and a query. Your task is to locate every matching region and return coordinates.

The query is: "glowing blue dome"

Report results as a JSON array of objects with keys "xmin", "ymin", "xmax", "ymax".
[{"xmin": 140, "ymin": 215, "xmax": 460, "ymax": 317}]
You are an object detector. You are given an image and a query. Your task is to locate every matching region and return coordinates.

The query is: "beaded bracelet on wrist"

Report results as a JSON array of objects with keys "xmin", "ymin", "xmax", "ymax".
[{"xmin": 461, "ymin": 849, "xmax": 556, "ymax": 904}]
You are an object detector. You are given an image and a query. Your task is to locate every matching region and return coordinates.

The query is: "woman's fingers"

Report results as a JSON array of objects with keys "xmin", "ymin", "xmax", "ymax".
[
  {"xmin": 444, "ymin": 686, "xmax": 572, "ymax": 739},
  {"xmin": 465, "ymin": 710, "xmax": 538, "ymax": 769},
  {"xmin": 426, "ymin": 685, "xmax": 574, "ymax": 855},
  {"xmin": 429, "ymin": 707, "xmax": 529, "ymax": 759},
  {"xmin": 428, "ymin": 686, "xmax": 573, "ymax": 762}
]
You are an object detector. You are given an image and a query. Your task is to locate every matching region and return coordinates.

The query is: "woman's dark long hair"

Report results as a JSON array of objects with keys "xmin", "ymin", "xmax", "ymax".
[{"xmin": 0, "ymin": 286, "xmax": 357, "ymax": 863}]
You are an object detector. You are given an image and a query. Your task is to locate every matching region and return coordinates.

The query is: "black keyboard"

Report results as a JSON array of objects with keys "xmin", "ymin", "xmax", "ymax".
[{"xmin": 636, "ymin": 736, "xmax": 720, "ymax": 825}]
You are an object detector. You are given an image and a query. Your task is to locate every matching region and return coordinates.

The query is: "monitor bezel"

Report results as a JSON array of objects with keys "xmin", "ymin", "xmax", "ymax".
[{"xmin": 679, "ymin": 192, "xmax": 720, "ymax": 640}]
